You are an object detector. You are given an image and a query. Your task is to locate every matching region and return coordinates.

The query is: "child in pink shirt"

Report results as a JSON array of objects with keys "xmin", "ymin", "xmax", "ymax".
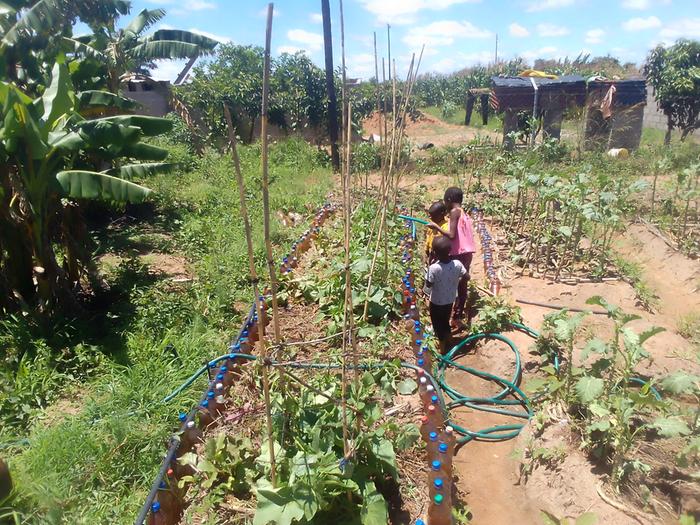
[{"xmin": 427, "ymin": 186, "xmax": 476, "ymax": 324}]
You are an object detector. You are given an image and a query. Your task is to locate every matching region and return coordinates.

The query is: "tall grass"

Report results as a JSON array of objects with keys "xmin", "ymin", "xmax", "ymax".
[{"xmin": 2, "ymin": 137, "xmax": 332, "ymax": 522}]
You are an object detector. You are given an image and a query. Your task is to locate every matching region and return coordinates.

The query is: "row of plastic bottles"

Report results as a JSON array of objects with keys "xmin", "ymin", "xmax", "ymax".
[
  {"xmin": 147, "ymin": 202, "xmax": 336, "ymax": 524},
  {"xmin": 279, "ymin": 203, "xmax": 336, "ymax": 275},
  {"xmin": 397, "ymin": 213, "xmax": 455, "ymax": 525},
  {"xmin": 471, "ymin": 208, "xmax": 501, "ymax": 296}
]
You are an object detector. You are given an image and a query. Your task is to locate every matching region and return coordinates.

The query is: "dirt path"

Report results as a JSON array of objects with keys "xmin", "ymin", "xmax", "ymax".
[{"xmin": 363, "ymin": 111, "xmax": 500, "ymax": 148}]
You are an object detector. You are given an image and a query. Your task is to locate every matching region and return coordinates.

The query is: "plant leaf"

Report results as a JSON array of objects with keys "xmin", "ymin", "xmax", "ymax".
[
  {"xmin": 104, "ymin": 162, "xmax": 177, "ymax": 180},
  {"xmin": 361, "ymin": 480, "xmax": 389, "ymax": 525},
  {"xmin": 575, "ymin": 376, "xmax": 604, "ymax": 404},
  {"xmin": 660, "ymin": 372, "xmax": 699, "ymax": 395},
  {"xmin": 397, "ymin": 378, "xmax": 417, "ymax": 395},
  {"xmin": 42, "ymin": 59, "xmax": 74, "ymax": 125},
  {"xmin": 540, "ymin": 509, "xmax": 562, "ymax": 525},
  {"xmin": 575, "ymin": 512, "xmax": 598, "ymax": 525},
  {"xmin": 652, "ymin": 417, "xmax": 692, "ymax": 438},
  {"xmin": 56, "ymin": 170, "xmax": 152, "ymax": 202}
]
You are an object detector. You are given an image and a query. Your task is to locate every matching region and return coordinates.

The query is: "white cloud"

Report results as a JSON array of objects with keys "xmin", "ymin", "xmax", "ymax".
[
  {"xmin": 188, "ymin": 28, "xmax": 231, "ymax": 43},
  {"xmin": 287, "ymin": 29, "xmax": 323, "ymax": 52},
  {"xmin": 149, "ymin": 0, "xmax": 216, "ymax": 13},
  {"xmin": 536, "ymin": 23, "xmax": 570, "ymax": 37},
  {"xmin": 519, "ymin": 46, "xmax": 560, "ymax": 62},
  {"xmin": 658, "ymin": 18, "xmax": 700, "ymax": 40},
  {"xmin": 509, "ymin": 23, "xmax": 530, "ymax": 37},
  {"xmin": 310, "ymin": 12, "xmax": 323, "ymax": 23},
  {"xmin": 526, "ymin": 0, "xmax": 574, "ymax": 12},
  {"xmin": 621, "ymin": 0, "xmax": 651, "ymax": 8},
  {"xmin": 357, "ymin": 0, "xmax": 481, "ymax": 25},
  {"xmin": 622, "ymin": 16, "xmax": 662, "ymax": 31},
  {"xmin": 258, "ymin": 5, "xmax": 281, "ymax": 17},
  {"xmin": 402, "ymin": 20, "xmax": 491, "ymax": 49},
  {"xmin": 621, "ymin": 0, "xmax": 670, "ymax": 9},
  {"xmin": 585, "ymin": 28, "xmax": 605, "ymax": 44},
  {"xmin": 277, "ymin": 45, "xmax": 309, "ymax": 55},
  {"xmin": 348, "ymin": 53, "xmax": 376, "ymax": 78},
  {"xmin": 430, "ymin": 58, "xmax": 458, "ymax": 73},
  {"xmin": 150, "ymin": 59, "xmax": 188, "ymax": 81}
]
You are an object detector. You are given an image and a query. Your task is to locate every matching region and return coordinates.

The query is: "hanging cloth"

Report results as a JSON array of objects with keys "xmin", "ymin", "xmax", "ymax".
[{"xmin": 600, "ymin": 85, "xmax": 617, "ymax": 119}]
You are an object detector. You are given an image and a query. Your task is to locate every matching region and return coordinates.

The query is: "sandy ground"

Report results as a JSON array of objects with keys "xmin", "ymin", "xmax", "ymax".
[{"xmin": 363, "ymin": 111, "xmax": 501, "ymax": 149}]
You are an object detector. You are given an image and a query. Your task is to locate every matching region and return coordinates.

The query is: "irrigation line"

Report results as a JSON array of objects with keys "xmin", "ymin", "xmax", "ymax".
[{"xmin": 134, "ymin": 302, "xmax": 255, "ymax": 525}]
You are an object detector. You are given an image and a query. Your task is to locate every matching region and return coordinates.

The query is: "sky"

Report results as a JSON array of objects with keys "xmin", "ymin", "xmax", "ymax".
[{"xmin": 125, "ymin": 0, "xmax": 700, "ymax": 81}]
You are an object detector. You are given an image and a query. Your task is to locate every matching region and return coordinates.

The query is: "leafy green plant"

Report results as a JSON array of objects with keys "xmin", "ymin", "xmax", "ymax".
[{"xmin": 470, "ymin": 294, "xmax": 522, "ymax": 334}]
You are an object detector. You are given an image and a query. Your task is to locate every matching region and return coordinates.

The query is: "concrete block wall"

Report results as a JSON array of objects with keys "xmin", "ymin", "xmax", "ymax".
[{"xmin": 643, "ymin": 82, "xmax": 667, "ymax": 130}]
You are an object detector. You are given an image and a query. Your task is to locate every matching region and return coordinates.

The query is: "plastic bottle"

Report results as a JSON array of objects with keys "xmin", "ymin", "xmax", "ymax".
[
  {"xmin": 179, "ymin": 420, "xmax": 203, "ymax": 453},
  {"xmin": 419, "ymin": 415, "xmax": 431, "ymax": 442},
  {"xmin": 206, "ymin": 390, "xmax": 224, "ymax": 418},
  {"xmin": 438, "ymin": 426, "xmax": 455, "ymax": 479},
  {"xmin": 154, "ymin": 475, "xmax": 182, "ymax": 523},
  {"xmin": 427, "ymin": 431, "xmax": 440, "ymax": 460},
  {"xmin": 427, "ymin": 493, "xmax": 453, "ymax": 525},
  {"xmin": 426, "ymin": 404, "xmax": 442, "ymax": 435},
  {"xmin": 428, "ymin": 460, "xmax": 442, "ymax": 500},
  {"xmin": 147, "ymin": 502, "xmax": 167, "ymax": 525},
  {"xmin": 418, "ymin": 377, "xmax": 430, "ymax": 407},
  {"xmin": 197, "ymin": 400, "xmax": 214, "ymax": 429}
]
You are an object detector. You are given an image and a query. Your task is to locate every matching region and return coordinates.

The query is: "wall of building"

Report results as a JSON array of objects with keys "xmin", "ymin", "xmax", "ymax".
[
  {"xmin": 122, "ymin": 89, "xmax": 170, "ymax": 117},
  {"xmin": 643, "ymin": 82, "xmax": 667, "ymax": 130}
]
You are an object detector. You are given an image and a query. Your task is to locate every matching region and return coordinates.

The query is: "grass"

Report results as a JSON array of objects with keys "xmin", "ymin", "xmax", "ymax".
[
  {"xmin": 677, "ymin": 312, "xmax": 700, "ymax": 350},
  {"xmin": 2, "ymin": 137, "xmax": 332, "ymax": 522},
  {"xmin": 612, "ymin": 256, "xmax": 659, "ymax": 312},
  {"xmin": 420, "ymin": 105, "xmax": 502, "ymax": 132}
]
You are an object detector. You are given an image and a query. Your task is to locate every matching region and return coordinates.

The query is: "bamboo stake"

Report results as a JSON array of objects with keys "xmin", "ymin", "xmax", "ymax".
[
  {"xmin": 260, "ymin": 3, "xmax": 282, "ymax": 346},
  {"xmin": 223, "ymin": 104, "xmax": 277, "ymax": 486},
  {"xmin": 338, "ymin": 0, "xmax": 352, "ymax": 459}
]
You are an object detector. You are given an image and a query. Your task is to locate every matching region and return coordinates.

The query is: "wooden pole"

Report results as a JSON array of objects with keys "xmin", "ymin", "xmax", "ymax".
[
  {"xmin": 373, "ymin": 32, "xmax": 381, "ymax": 144},
  {"xmin": 223, "ymin": 105, "xmax": 277, "ymax": 487},
  {"xmin": 261, "ymin": 3, "xmax": 281, "ymax": 345},
  {"xmin": 387, "ymin": 24, "xmax": 391, "ymax": 82},
  {"xmin": 321, "ymin": 0, "xmax": 340, "ymax": 172},
  {"xmin": 338, "ymin": 0, "xmax": 352, "ymax": 458}
]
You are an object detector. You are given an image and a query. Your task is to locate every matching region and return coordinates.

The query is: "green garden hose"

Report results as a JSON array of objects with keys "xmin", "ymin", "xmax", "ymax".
[{"xmin": 434, "ymin": 324, "xmax": 539, "ymax": 444}]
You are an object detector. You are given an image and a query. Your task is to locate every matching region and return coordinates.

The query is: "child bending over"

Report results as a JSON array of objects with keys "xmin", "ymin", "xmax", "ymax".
[{"xmin": 425, "ymin": 236, "xmax": 467, "ymax": 352}]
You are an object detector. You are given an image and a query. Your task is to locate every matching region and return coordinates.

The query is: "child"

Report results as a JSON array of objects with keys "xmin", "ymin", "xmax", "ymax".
[
  {"xmin": 425, "ymin": 236, "xmax": 467, "ymax": 351},
  {"xmin": 424, "ymin": 200, "xmax": 448, "ymax": 264},
  {"xmin": 427, "ymin": 186, "xmax": 475, "ymax": 325}
]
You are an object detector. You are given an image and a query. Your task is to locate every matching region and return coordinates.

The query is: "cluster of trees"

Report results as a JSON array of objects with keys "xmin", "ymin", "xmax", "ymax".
[{"xmin": 0, "ymin": 1, "xmax": 217, "ymax": 315}]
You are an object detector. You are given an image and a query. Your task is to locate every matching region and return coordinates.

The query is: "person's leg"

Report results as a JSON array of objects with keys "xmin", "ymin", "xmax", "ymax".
[
  {"xmin": 453, "ymin": 253, "xmax": 473, "ymax": 319},
  {"xmin": 430, "ymin": 302, "xmax": 453, "ymax": 353}
]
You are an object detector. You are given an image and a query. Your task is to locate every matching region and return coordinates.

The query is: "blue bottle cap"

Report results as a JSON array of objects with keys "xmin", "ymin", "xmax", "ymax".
[
  {"xmin": 414, "ymin": 327, "xmax": 421, "ymax": 333},
  {"xmin": 209, "ymin": 362, "xmax": 217, "ymax": 369},
  {"xmin": 417, "ymin": 359, "xmax": 425, "ymax": 367},
  {"xmin": 429, "ymin": 431, "xmax": 438, "ymax": 441},
  {"xmin": 439, "ymin": 443, "xmax": 449, "ymax": 453},
  {"xmin": 228, "ymin": 353, "xmax": 236, "ymax": 359},
  {"xmin": 207, "ymin": 391, "xmax": 215, "ymax": 399},
  {"xmin": 417, "ymin": 350, "xmax": 424, "ymax": 357},
  {"xmin": 216, "ymin": 373, "xmax": 224, "ymax": 381},
  {"xmin": 242, "ymin": 329, "xmax": 249, "ymax": 337},
  {"xmin": 415, "ymin": 339, "xmax": 422, "ymax": 345},
  {"xmin": 434, "ymin": 478, "xmax": 444, "ymax": 490},
  {"xmin": 221, "ymin": 366, "xmax": 228, "ymax": 373},
  {"xmin": 431, "ymin": 460, "xmax": 442, "ymax": 471},
  {"xmin": 416, "ymin": 520, "xmax": 426, "ymax": 525},
  {"xmin": 414, "ymin": 320, "xmax": 420, "ymax": 326},
  {"xmin": 434, "ymin": 494, "xmax": 444, "ymax": 505},
  {"xmin": 178, "ymin": 412, "xmax": 186, "ymax": 421},
  {"xmin": 201, "ymin": 400, "xmax": 209, "ymax": 408},
  {"xmin": 152, "ymin": 501, "xmax": 161, "ymax": 512},
  {"xmin": 160, "ymin": 480, "xmax": 167, "ymax": 489},
  {"xmin": 422, "ymin": 345, "xmax": 429, "ymax": 351},
  {"xmin": 431, "ymin": 395, "xmax": 439, "ymax": 403}
]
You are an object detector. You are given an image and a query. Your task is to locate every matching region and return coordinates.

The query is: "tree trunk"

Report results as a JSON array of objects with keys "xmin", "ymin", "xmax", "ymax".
[{"xmin": 664, "ymin": 114, "xmax": 672, "ymax": 145}]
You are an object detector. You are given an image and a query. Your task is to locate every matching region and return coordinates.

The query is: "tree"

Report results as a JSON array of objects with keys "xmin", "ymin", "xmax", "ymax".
[
  {"xmin": 65, "ymin": 7, "xmax": 219, "ymax": 92},
  {"xmin": 0, "ymin": 57, "xmax": 173, "ymax": 313},
  {"xmin": 645, "ymin": 39, "xmax": 700, "ymax": 144}
]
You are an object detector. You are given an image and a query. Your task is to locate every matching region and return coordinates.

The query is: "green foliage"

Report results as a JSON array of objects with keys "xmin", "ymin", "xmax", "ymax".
[
  {"xmin": 352, "ymin": 142, "xmax": 382, "ymax": 173},
  {"xmin": 644, "ymin": 39, "xmax": 700, "ymax": 141},
  {"xmin": 528, "ymin": 297, "xmax": 691, "ymax": 486},
  {"xmin": 471, "ymin": 293, "xmax": 522, "ymax": 334}
]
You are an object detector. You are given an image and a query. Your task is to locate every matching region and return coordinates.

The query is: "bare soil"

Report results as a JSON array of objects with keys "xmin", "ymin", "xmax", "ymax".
[{"xmin": 363, "ymin": 111, "xmax": 500, "ymax": 149}]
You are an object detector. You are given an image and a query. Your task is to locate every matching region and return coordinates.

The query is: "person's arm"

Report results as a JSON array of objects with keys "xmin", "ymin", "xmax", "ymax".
[{"xmin": 429, "ymin": 209, "xmax": 459, "ymax": 239}]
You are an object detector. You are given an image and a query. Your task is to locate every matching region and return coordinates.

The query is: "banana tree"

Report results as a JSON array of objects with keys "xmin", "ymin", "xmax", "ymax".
[
  {"xmin": 65, "ymin": 7, "xmax": 219, "ymax": 92},
  {"xmin": 0, "ymin": 57, "xmax": 173, "ymax": 312}
]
